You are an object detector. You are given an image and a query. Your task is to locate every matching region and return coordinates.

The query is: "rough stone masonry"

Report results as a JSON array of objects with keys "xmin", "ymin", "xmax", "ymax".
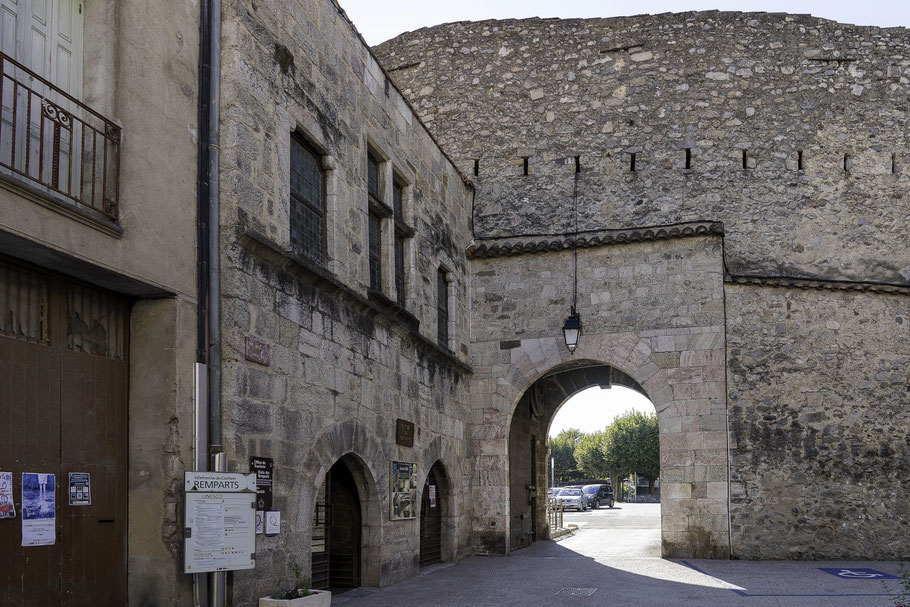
[{"xmin": 377, "ymin": 12, "xmax": 910, "ymax": 559}]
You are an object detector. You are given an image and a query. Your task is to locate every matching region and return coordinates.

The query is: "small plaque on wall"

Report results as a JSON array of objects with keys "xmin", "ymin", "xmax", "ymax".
[
  {"xmin": 395, "ymin": 419, "xmax": 414, "ymax": 447},
  {"xmin": 245, "ymin": 336, "xmax": 270, "ymax": 366}
]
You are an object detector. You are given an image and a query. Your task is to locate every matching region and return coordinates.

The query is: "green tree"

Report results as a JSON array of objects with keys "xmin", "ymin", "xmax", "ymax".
[
  {"xmin": 573, "ymin": 430, "xmax": 611, "ymax": 479},
  {"xmin": 548, "ymin": 428, "xmax": 584, "ymax": 484},
  {"xmin": 603, "ymin": 411, "xmax": 659, "ymax": 494}
]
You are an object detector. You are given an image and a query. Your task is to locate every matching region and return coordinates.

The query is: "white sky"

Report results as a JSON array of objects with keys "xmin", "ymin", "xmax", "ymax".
[
  {"xmin": 339, "ymin": 0, "xmax": 910, "ymax": 46},
  {"xmin": 547, "ymin": 385, "xmax": 655, "ymax": 438}
]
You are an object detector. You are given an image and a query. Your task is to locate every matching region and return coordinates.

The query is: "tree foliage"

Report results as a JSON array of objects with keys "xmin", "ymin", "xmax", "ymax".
[
  {"xmin": 602, "ymin": 411, "xmax": 659, "ymax": 484},
  {"xmin": 567, "ymin": 410, "xmax": 659, "ymax": 492},
  {"xmin": 547, "ymin": 428, "xmax": 585, "ymax": 484},
  {"xmin": 573, "ymin": 430, "xmax": 611, "ymax": 479}
]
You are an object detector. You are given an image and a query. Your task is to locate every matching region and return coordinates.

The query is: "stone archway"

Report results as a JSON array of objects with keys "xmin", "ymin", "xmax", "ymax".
[
  {"xmin": 472, "ymin": 329, "xmax": 730, "ymax": 559},
  {"xmin": 295, "ymin": 420, "xmax": 386, "ymax": 587},
  {"xmin": 418, "ymin": 437, "xmax": 464, "ymax": 563},
  {"xmin": 508, "ymin": 362, "xmax": 650, "ymax": 551}
]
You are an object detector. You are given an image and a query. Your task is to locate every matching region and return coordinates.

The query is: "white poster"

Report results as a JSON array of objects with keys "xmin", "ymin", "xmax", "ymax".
[
  {"xmin": 0, "ymin": 472, "xmax": 15, "ymax": 518},
  {"xmin": 184, "ymin": 472, "xmax": 257, "ymax": 574},
  {"xmin": 255, "ymin": 510, "xmax": 264, "ymax": 534},
  {"xmin": 22, "ymin": 472, "xmax": 55, "ymax": 546},
  {"xmin": 265, "ymin": 510, "xmax": 280, "ymax": 535},
  {"xmin": 429, "ymin": 485, "xmax": 437, "ymax": 508}
]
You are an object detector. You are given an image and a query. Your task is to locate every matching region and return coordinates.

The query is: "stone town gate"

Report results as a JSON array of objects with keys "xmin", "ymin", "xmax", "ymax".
[
  {"xmin": 468, "ymin": 228, "xmax": 730, "ymax": 558},
  {"xmin": 378, "ymin": 12, "xmax": 910, "ymax": 560}
]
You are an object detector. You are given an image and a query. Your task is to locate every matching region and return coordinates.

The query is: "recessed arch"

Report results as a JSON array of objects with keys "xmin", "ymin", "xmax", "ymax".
[
  {"xmin": 417, "ymin": 437, "xmax": 463, "ymax": 563},
  {"xmin": 488, "ymin": 332, "xmax": 730, "ymax": 559},
  {"xmin": 293, "ymin": 420, "xmax": 386, "ymax": 587}
]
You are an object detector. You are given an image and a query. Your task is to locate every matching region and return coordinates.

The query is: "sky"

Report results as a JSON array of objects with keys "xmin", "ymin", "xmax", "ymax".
[
  {"xmin": 339, "ymin": 0, "xmax": 910, "ymax": 46},
  {"xmin": 547, "ymin": 385, "xmax": 655, "ymax": 438}
]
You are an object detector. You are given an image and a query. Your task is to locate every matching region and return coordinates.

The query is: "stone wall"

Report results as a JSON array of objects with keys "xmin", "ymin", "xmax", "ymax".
[
  {"xmin": 726, "ymin": 285, "xmax": 909, "ymax": 559},
  {"xmin": 377, "ymin": 12, "xmax": 910, "ymax": 560},
  {"xmin": 376, "ymin": 13, "xmax": 910, "ymax": 284},
  {"xmin": 218, "ymin": 0, "xmax": 474, "ymax": 602},
  {"xmin": 469, "ymin": 233, "xmax": 730, "ymax": 558}
]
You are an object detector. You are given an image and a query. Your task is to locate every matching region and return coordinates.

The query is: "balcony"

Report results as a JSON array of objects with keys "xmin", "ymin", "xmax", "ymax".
[{"xmin": 0, "ymin": 52, "xmax": 121, "ymax": 223}]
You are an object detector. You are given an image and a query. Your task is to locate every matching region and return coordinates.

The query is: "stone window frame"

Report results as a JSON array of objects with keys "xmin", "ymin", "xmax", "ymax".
[
  {"xmin": 436, "ymin": 265, "xmax": 454, "ymax": 350},
  {"xmin": 290, "ymin": 132, "xmax": 329, "ymax": 265},
  {"xmin": 365, "ymin": 143, "xmax": 393, "ymax": 296},
  {"xmin": 391, "ymin": 172, "xmax": 415, "ymax": 308}
]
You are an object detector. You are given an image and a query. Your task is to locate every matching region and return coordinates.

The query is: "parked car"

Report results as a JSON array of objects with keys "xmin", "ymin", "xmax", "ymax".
[
  {"xmin": 554, "ymin": 486, "xmax": 587, "ymax": 511},
  {"xmin": 582, "ymin": 484, "xmax": 614, "ymax": 509}
]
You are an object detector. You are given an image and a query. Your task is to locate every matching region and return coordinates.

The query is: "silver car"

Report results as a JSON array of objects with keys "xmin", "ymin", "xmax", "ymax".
[{"xmin": 554, "ymin": 486, "xmax": 587, "ymax": 511}]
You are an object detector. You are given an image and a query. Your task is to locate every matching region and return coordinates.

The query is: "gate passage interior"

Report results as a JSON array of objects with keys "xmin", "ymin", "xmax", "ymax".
[{"xmin": 0, "ymin": 256, "xmax": 129, "ymax": 606}]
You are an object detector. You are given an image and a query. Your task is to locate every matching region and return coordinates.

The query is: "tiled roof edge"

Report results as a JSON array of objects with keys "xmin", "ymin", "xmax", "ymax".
[
  {"xmin": 725, "ymin": 274, "xmax": 910, "ymax": 295},
  {"xmin": 465, "ymin": 221, "xmax": 724, "ymax": 259}
]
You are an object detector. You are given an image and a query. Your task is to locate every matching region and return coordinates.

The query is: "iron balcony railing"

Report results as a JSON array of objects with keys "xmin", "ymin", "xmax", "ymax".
[{"xmin": 0, "ymin": 52, "xmax": 121, "ymax": 221}]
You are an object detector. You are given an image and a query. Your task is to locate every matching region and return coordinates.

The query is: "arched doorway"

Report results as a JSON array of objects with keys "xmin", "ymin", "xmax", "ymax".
[
  {"xmin": 508, "ymin": 362, "xmax": 651, "ymax": 552},
  {"xmin": 312, "ymin": 457, "xmax": 362, "ymax": 591},
  {"xmin": 419, "ymin": 461, "xmax": 447, "ymax": 567}
]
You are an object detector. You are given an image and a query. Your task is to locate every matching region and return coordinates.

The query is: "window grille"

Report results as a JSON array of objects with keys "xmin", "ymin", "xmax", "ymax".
[{"xmin": 290, "ymin": 135, "xmax": 325, "ymax": 263}]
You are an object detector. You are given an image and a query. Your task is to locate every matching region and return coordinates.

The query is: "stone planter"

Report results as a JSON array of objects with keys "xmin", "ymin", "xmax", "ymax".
[{"xmin": 258, "ymin": 589, "xmax": 331, "ymax": 607}]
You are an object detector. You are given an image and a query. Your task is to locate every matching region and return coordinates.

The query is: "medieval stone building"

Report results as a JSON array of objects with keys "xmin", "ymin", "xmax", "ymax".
[
  {"xmin": 0, "ymin": 2, "xmax": 906, "ymax": 606},
  {"xmin": 376, "ymin": 11, "xmax": 909, "ymax": 562}
]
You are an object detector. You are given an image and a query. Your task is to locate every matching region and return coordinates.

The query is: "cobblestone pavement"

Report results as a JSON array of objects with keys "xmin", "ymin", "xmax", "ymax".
[{"xmin": 333, "ymin": 504, "xmax": 906, "ymax": 606}]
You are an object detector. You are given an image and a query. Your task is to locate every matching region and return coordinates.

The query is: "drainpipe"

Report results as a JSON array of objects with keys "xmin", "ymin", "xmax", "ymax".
[
  {"xmin": 207, "ymin": 0, "xmax": 223, "ymax": 462},
  {"xmin": 194, "ymin": 0, "xmax": 222, "ymax": 605},
  {"xmin": 207, "ymin": 0, "xmax": 225, "ymax": 606}
]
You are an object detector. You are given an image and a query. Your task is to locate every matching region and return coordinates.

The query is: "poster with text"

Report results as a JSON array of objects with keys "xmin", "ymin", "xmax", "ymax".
[
  {"xmin": 390, "ymin": 461, "xmax": 417, "ymax": 520},
  {"xmin": 22, "ymin": 473, "xmax": 55, "ymax": 546},
  {"xmin": 68, "ymin": 472, "xmax": 91, "ymax": 506},
  {"xmin": 0, "ymin": 472, "xmax": 15, "ymax": 518}
]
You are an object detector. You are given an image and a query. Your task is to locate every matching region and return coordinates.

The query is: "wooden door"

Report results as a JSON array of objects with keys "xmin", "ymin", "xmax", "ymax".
[
  {"xmin": 0, "ymin": 257, "xmax": 128, "ymax": 607},
  {"xmin": 419, "ymin": 466, "xmax": 442, "ymax": 567}
]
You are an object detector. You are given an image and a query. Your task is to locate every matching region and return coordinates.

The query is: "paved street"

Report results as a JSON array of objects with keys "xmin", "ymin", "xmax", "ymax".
[{"xmin": 334, "ymin": 503, "xmax": 907, "ymax": 606}]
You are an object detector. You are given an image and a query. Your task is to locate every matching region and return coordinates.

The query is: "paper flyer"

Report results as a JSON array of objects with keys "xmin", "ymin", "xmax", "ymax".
[
  {"xmin": 0, "ymin": 472, "xmax": 15, "ymax": 518},
  {"xmin": 68, "ymin": 472, "xmax": 91, "ymax": 506},
  {"xmin": 22, "ymin": 472, "xmax": 55, "ymax": 546}
]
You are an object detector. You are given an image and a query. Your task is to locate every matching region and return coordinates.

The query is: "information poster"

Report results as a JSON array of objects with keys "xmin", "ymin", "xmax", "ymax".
[
  {"xmin": 184, "ymin": 472, "xmax": 256, "ymax": 574},
  {"xmin": 265, "ymin": 510, "xmax": 280, "ymax": 536},
  {"xmin": 68, "ymin": 472, "xmax": 91, "ymax": 506},
  {"xmin": 21, "ymin": 473, "xmax": 55, "ymax": 546},
  {"xmin": 390, "ymin": 461, "xmax": 417, "ymax": 520},
  {"xmin": 255, "ymin": 510, "xmax": 264, "ymax": 534},
  {"xmin": 429, "ymin": 485, "xmax": 437, "ymax": 508},
  {"xmin": 249, "ymin": 456, "xmax": 273, "ymax": 511},
  {"xmin": 0, "ymin": 472, "xmax": 15, "ymax": 518}
]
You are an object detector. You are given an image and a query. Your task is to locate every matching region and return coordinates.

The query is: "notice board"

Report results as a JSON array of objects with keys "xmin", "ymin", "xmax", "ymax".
[{"xmin": 184, "ymin": 472, "xmax": 257, "ymax": 574}]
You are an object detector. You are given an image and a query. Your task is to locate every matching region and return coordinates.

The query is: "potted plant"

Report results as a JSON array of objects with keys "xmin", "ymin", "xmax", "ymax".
[{"xmin": 259, "ymin": 562, "xmax": 331, "ymax": 607}]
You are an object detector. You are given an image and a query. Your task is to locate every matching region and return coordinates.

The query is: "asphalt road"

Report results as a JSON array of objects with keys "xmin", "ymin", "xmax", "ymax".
[{"xmin": 333, "ymin": 503, "xmax": 907, "ymax": 606}]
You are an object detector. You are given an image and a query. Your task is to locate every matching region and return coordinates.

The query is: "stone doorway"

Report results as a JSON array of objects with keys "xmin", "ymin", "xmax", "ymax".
[
  {"xmin": 312, "ymin": 457, "xmax": 363, "ymax": 591},
  {"xmin": 419, "ymin": 461, "xmax": 447, "ymax": 567}
]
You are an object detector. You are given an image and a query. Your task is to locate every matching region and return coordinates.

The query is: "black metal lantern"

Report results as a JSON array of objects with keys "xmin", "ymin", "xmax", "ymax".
[{"xmin": 562, "ymin": 307, "xmax": 582, "ymax": 354}]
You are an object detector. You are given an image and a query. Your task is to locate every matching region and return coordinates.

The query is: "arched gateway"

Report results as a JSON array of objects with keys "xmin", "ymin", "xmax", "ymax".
[
  {"xmin": 469, "ymin": 230, "xmax": 730, "ymax": 559},
  {"xmin": 508, "ymin": 363, "xmax": 650, "ymax": 551}
]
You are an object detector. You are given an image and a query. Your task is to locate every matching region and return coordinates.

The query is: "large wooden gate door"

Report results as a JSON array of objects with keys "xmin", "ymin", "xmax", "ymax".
[
  {"xmin": 419, "ymin": 465, "xmax": 442, "ymax": 567},
  {"xmin": 0, "ymin": 258, "xmax": 128, "ymax": 606}
]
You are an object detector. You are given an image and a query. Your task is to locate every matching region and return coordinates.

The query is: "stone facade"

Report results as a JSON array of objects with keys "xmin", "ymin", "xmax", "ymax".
[
  {"xmin": 217, "ymin": 0, "xmax": 474, "ymax": 602},
  {"xmin": 377, "ymin": 13, "xmax": 910, "ymax": 560},
  {"xmin": 469, "ymin": 233, "xmax": 730, "ymax": 558}
]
